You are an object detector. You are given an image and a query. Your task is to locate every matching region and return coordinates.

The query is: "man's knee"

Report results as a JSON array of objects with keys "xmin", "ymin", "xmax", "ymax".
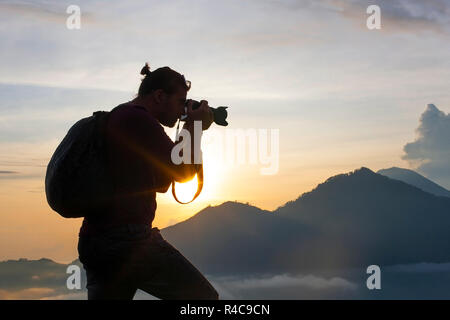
[
  {"xmin": 204, "ymin": 287, "xmax": 219, "ymax": 300},
  {"xmin": 196, "ymin": 281, "xmax": 219, "ymax": 300},
  {"xmin": 191, "ymin": 288, "xmax": 218, "ymax": 300}
]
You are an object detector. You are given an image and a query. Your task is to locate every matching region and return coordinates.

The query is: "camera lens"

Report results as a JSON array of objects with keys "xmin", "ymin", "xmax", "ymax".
[{"xmin": 183, "ymin": 99, "xmax": 229, "ymax": 126}]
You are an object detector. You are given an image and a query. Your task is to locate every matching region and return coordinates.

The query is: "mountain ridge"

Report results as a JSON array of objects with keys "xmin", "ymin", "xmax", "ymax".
[
  {"xmin": 377, "ymin": 167, "xmax": 450, "ymax": 198},
  {"xmin": 161, "ymin": 166, "xmax": 450, "ymax": 274}
]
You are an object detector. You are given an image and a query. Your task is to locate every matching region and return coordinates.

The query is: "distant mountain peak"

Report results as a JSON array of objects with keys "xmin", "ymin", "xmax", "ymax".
[
  {"xmin": 202, "ymin": 201, "xmax": 272, "ymax": 218},
  {"xmin": 217, "ymin": 201, "xmax": 262, "ymax": 210},
  {"xmin": 377, "ymin": 167, "xmax": 450, "ymax": 198},
  {"xmin": 427, "ymin": 103, "xmax": 438, "ymax": 112},
  {"xmin": 275, "ymin": 165, "xmax": 447, "ymax": 214},
  {"xmin": 354, "ymin": 166, "xmax": 374, "ymax": 173},
  {"xmin": 275, "ymin": 167, "xmax": 381, "ymax": 211},
  {"xmin": 164, "ymin": 201, "xmax": 271, "ymax": 230},
  {"xmin": 320, "ymin": 166, "xmax": 378, "ymax": 186}
]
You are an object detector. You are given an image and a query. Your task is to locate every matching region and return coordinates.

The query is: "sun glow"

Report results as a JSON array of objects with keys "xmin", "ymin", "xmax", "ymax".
[
  {"xmin": 173, "ymin": 174, "xmax": 200, "ymax": 203},
  {"xmin": 172, "ymin": 154, "xmax": 227, "ymax": 203}
]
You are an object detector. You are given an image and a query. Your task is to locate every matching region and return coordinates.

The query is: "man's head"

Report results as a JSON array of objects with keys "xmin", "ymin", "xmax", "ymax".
[{"xmin": 137, "ymin": 63, "xmax": 191, "ymax": 127}]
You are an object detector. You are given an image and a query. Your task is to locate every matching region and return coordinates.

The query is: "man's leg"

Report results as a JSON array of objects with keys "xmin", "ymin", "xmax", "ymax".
[
  {"xmin": 78, "ymin": 234, "xmax": 138, "ymax": 300},
  {"xmin": 134, "ymin": 228, "xmax": 219, "ymax": 300},
  {"xmin": 84, "ymin": 265, "xmax": 138, "ymax": 300}
]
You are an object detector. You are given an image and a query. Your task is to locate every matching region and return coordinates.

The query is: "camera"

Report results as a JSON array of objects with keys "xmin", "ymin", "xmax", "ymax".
[{"xmin": 182, "ymin": 99, "xmax": 229, "ymax": 126}]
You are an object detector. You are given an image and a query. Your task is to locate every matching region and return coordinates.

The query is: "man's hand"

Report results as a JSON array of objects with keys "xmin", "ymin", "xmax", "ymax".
[{"xmin": 185, "ymin": 100, "xmax": 214, "ymax": 131}]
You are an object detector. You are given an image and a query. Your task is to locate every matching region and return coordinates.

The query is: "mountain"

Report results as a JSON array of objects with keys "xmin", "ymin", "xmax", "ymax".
[
  {"xmin": 377, "ymin": 167, "xmax": 450, "ymax": 198},
  {"xmin": 162, "ymin": 167, "xmax": 450, "ymax": 275},
  {"xmin": 162, "ymin": 201, "xmax": 316, "ymax": 274},
  {"xmin": 0, "ymin": 258, "xmax": 68, "ymax": 291},
  {"xmin": 275, "ymin": 167, "xmax": 450, "ymax": 267},
  {"xmin": 0, "ymin": 258, "xmax": 89, "ymax": 300}
]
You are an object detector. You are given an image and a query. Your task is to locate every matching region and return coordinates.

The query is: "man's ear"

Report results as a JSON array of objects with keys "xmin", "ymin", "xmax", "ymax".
[{"xmin": 153, "ymin": 89, "xmax": 166, "ymax": 104}]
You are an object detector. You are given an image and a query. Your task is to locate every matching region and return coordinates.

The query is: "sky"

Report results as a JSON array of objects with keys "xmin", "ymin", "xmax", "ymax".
[{"xmin": 0, "ymin": 0, "xmax": 449, "ymax": 263}]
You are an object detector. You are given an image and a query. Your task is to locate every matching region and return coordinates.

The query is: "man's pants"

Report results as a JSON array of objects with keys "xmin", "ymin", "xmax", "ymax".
[{"xmin": 78, "ymin": 224, "xmax": 219, "ymax": 300}]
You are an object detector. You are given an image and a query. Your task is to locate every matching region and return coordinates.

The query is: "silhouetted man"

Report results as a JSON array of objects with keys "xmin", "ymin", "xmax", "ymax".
[{"xmin": 77, "ymin": 64, "xmax": 218, "ymax": 300}]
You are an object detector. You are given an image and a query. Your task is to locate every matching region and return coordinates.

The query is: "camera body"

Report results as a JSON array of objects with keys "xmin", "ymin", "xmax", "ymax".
[{"xmin": 182, "ymin": 99, "xmax": 229, "ymax": 126}]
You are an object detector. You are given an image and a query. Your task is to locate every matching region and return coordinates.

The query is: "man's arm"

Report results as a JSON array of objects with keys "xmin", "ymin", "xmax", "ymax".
[
  {"xmin": 169, "ymin": 100, "xmax": 213, "ymax": 183},
  {"xmin": 108, "ymin": 102, "xmax": 212, "ymax": 192}
]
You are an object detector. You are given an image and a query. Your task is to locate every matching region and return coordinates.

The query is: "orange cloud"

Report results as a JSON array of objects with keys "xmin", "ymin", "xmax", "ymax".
[{"xmin": 0, "ymin": 287, "xmax": 55, "ymax": 300}]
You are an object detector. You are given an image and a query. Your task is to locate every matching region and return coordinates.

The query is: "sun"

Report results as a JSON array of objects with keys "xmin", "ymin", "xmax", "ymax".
[
  {"xmin": 172, "ymin": 157, "xmax": 225, "ymax": 203},
  {"xmin": 173, "ymin": 174, "xmax": 200, "ymax": 203}
]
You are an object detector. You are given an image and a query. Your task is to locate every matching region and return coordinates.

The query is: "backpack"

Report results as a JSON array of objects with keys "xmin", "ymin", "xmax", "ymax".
[
  {"xmin": 45, "ymin": 107, "xmax": 204, "ymax": 218},
  {"xmin": 45, "ymin": 109, "xmax": 115, "ymax": 218}
]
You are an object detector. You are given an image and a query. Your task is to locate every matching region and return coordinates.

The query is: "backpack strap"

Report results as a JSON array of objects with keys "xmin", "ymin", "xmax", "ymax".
[
  {"xmin": 171, "ymin": 164, "xmax": 203, "ymax": 204},
  {"xmin": 171, "ymin": 118, "xmax": 204, "ymax": 204}
]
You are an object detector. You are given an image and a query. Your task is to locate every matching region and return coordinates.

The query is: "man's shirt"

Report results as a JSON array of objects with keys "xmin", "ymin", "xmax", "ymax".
[{"xmin": 79, "ymin": 102, "xmax": 188, "ymax": 236}]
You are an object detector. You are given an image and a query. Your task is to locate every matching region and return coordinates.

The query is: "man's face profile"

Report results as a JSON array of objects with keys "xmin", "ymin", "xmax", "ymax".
[{"xmin": 160, "ymin": 87, "xmax": 187, "ymax": 128}]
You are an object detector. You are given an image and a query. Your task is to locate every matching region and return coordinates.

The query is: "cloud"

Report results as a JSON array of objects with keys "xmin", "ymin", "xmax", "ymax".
[
  {"xmin": 0, "ymin": 0, "xmax": 66, "ymax": 21},
  {"xmin": 0, "ymin": 0, "xmax": 448, "ymax": 103},
  {"xmin": 402, "ymin": 104, "xmax": 450, "ymax": 188},
  {"xmin": 0, "ymin": 83, "xmax": 130, "ymax": 144},
  {"xmin": 2, "ymin": 258, "xmax": 450, "ymax": 299},
  {"xmin": 271, "ymin": 0, "xmax": 450, "ymax": 35},
  {"xmin": 0, "ymin": 258, "xmax": 359, "ymax": 299},
  {"xmin": 386, "ymin": 262, "xmax": 450, "ymax": 273},
  {"xmin": 209, "ymin": 273, "xmax": 358, "ymax": 298},
  {"xmin": 224, "ymin": 273, "xmax": 357, "ymax": 290},
  {"xmin": 40, "ymin": 292, "xmax": 87, "ymax": 300},
  {"xmin": 347, "ymin": 0, "xmax": 449, "ymax": 34},
  {"xmin": 0, "ymin": 173, "xmax": 42, "ymax": 180},
  {"xmin": 260, "ymin": 0, "xmax": 450, "ymax": 37},
  {"xmin": 8, "ymin": 0, "xmax": 449, "ymax": 36},
  {"xmin": 27, "ymin": 187, "xmax": 45, "ymax": 193},
  {"xmin": 0, "ymin": 287, "xmax": 55, "ymax": 300},
  {"xmin": 0, "ymin": 0, "xmax": 94, "ymax": 24}
]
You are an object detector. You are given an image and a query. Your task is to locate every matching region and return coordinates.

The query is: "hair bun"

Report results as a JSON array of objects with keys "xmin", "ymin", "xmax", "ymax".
[{"xmin": 140, "ymin": 62, "xmax": 151, "ymax": 76}]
